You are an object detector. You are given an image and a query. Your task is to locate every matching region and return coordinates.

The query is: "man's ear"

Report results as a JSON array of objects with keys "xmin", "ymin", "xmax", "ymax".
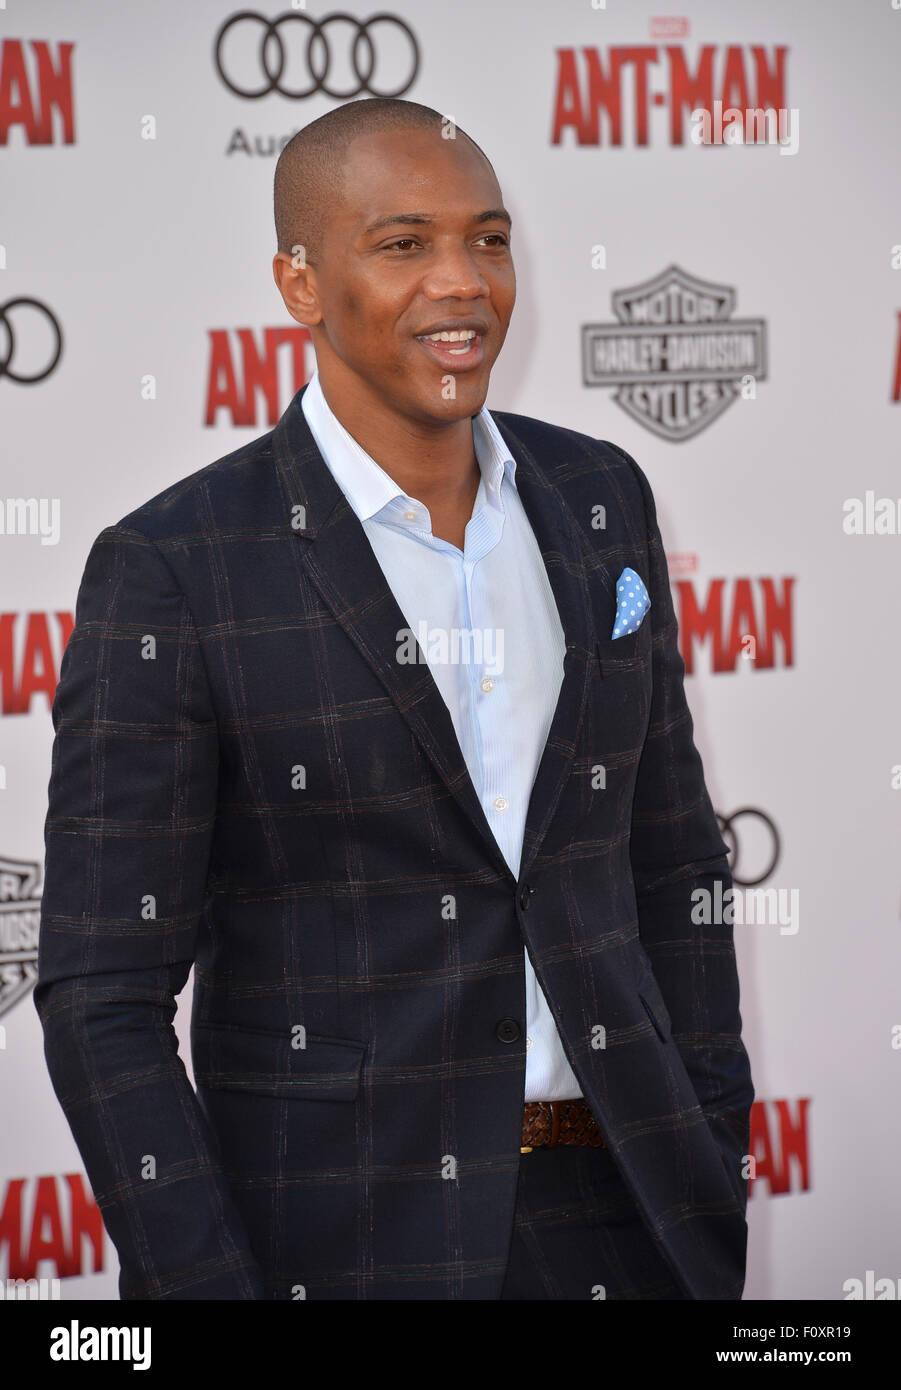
[{"xmin": 272, "ymin": 249, "xmax": 322, "ymax": 329}]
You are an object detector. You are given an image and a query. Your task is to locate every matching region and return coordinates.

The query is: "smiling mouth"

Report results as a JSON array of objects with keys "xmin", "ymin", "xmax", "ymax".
[{"xmin": 414, "ymin": 329, "xmax": 485, "ymax": 370}]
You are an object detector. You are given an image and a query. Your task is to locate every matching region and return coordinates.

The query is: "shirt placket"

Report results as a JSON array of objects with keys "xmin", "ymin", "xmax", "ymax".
[{"xmin": 462, "ymin": 504, "xmax": 516, "ymax": 874}]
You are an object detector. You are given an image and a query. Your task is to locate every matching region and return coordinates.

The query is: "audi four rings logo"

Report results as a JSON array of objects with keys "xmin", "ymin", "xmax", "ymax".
[
  {"xmin": 214, "ymin": 11, "xmax": 420, "ymax": 99},
  {"xmin": 0, "ymin": 299, "xmax": 63, "ymax": 384},
  {"xmin": 716, "ymin": 808, "xmax": 781, "ymax": 887}
]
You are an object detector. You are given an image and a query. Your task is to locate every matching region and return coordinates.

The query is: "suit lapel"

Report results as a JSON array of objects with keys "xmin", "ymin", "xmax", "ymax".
[{"xmin": 272, "ymin": 385, "xmax": 598, "ymax": 885}]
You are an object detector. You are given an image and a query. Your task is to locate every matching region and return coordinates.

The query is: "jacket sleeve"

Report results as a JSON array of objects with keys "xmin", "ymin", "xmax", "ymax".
[
  {"xmin": 34, "ymin": 525, "xmax": 265, "ymax": 1299},
  {"xmin": 611, "ymin": 444, "xmax": 755, "ymax": 1216}
]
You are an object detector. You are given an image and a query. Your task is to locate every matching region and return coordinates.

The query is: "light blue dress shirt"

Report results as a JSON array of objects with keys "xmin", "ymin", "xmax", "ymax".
[{"xmin": 301, "ymin": 370, "xmax": 583, "ymax": 1102}]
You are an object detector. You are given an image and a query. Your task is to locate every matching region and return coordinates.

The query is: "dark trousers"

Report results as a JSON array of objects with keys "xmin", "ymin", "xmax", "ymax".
[{"xmin": 500, "ymin": 1142, "xmax": 688, "ymax": 1300}]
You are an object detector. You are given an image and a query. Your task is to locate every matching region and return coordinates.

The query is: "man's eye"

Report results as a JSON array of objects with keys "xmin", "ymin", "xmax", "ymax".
[{"xmin": 382, "ymin": 235, "xmax": 509, "ymax": 253}]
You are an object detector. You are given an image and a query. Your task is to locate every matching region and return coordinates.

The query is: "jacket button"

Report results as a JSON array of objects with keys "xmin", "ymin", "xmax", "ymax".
[
  {"xmin": 518, "ymin": 885, "xmax": 532, "ymax": 910},
  {"xmin": 496, "ymin": 1018, "xmax": 521, "ymax": 1043}
]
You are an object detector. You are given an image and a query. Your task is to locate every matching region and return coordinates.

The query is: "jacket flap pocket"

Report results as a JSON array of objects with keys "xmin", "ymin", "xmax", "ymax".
[
  {"xmin": 192, "ymin": 1023, "xmax": 366, "ymax": 1101},
  {"xmin": 636, "ymin": 967, "xmax": 673, "ymax": 1042}
]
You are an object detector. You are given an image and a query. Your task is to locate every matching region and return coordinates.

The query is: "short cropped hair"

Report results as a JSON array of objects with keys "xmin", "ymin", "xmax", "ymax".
[{"xmin": 273, "ymin": 97, "xmax": 493, "ymax": 263}]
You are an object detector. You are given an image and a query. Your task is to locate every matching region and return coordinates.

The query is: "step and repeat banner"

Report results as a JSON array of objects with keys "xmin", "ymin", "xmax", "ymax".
[{"xmin": 2, "ymin": 0, "xmax": 899, "ymax": 1302}]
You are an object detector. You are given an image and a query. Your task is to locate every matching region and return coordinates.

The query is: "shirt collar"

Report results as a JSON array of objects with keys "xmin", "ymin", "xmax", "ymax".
[{"xmin": 300, "ymin": 367, "xmax": 517, "ymax": 525}]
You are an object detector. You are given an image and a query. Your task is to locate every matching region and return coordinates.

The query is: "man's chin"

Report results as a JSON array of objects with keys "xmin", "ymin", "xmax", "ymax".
[
  {"xmin": 403, "ymin": 366, "xmax": 491, "ymax": 419},
  {"xmin": 408, "ymin": 387, "xmax": 489, "ymax": 426}
]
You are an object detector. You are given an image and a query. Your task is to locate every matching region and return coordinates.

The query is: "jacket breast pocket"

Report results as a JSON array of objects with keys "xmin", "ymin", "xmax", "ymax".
[
  {"xmin": 594, "ymin": 614, "xmax": 652, "ymax": 673},
  {"xmin": 590, "ymin": 619, "xmax": 653, "ymax": 750},
  {"xmin": 192, "ymin": 1022, "xmax": 367, "ymax": 1101},
  {"xmin": 636, "ymin": 965, "xmax": 673, "ymax": 1043}
]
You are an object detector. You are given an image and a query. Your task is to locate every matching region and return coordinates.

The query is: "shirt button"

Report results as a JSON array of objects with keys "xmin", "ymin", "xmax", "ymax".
[
  {"xmin": 403, "ymin": 510, "xmax": 418, "ymax": 521},
  {"xmin": 526, "ymin": 1036, "xmax": 533, "ymax": 1050},
  {"xmin": 481, "ymin": 676, "xmax": 494, "ymax": 692},
  {"xmin": 493, "ymin": 795, "xmax": 508, "ymax": 811}
]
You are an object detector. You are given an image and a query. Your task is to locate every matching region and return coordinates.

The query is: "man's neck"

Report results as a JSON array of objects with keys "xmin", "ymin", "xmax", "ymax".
[{"xmin": 315, "ymin": 368, "xmax": 482, "ymax": 515}]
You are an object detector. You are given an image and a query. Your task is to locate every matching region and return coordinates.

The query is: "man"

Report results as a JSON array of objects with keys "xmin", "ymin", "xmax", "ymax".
[{"xmin": 35, "ymin": 97, "xmax": 754, "ymax": 1301}]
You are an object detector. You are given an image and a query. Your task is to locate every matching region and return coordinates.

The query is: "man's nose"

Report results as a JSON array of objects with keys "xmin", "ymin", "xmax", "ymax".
[{"xmin": 421, "ymin": 246, "xmax": 491, "ymax": 299}]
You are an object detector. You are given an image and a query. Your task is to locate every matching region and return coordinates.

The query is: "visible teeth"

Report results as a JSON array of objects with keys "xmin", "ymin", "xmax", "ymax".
[{"xmin": 422, "ymin": 329, "xmax": 477, "ymax": 342}]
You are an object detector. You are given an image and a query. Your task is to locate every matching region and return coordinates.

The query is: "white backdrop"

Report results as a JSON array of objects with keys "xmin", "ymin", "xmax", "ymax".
[{"xmin": 3, "ymin": 0, "xmax": 900, "ymax": 1301}]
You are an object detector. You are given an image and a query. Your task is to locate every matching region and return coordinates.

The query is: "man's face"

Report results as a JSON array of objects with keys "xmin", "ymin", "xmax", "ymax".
[{"xmin": 280, "ymin": 127, "xmax": 516, "ymax": 426}]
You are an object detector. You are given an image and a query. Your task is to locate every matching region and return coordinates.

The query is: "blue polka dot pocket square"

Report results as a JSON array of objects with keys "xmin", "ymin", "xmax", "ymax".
[{"xmin": 612, "ymin": 567, "xmax": 651, "ymax": 638}]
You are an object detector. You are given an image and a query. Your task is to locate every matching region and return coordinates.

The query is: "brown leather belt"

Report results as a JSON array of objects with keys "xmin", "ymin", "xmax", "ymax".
[{"xmin": 521, "ymin": 1099, "xmax": 606, "ymax": 1152}]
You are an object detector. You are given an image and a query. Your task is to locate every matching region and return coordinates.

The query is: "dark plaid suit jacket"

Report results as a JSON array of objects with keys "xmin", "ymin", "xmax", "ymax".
[{"xmin": 34, "ymin": 383, "xmax": 754, "ymax": 1300}]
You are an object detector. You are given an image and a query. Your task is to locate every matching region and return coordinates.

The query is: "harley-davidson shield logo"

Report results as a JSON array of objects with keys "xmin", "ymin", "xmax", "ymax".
[
  {"xmin": 582, "ymin": 265, "xmax": 767, "ymax": 441},
  {"xmin": 0, "ymin": 857, "xmax": 42, "ymax": 1018}
]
